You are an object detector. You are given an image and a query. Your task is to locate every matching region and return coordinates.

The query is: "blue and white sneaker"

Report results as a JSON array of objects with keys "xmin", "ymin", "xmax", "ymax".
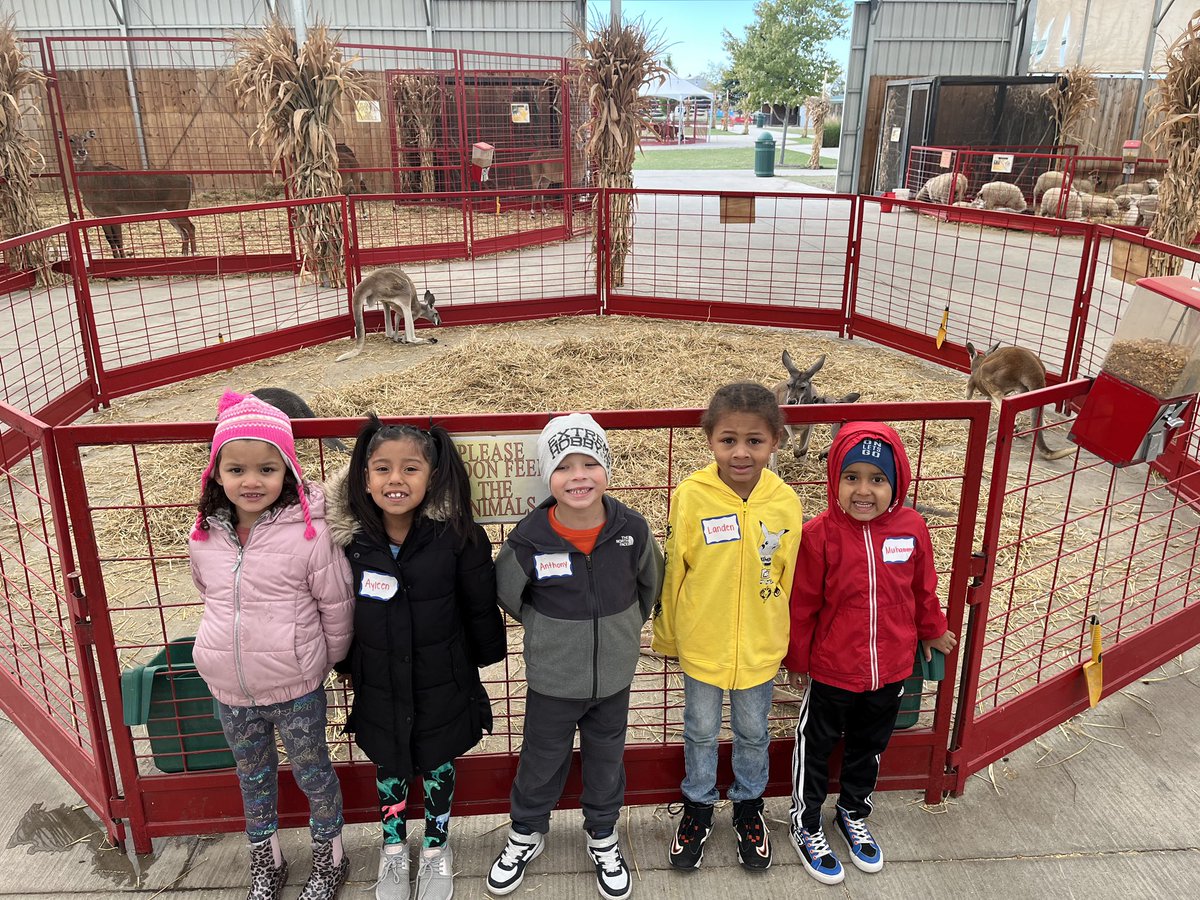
[
  {"xmin": 789, "ymin": 822, "xmax": 844, "ymax": 884},
  {"xmin": 834, "ymin": 807, "xmax": 884, "ymax": 873}
]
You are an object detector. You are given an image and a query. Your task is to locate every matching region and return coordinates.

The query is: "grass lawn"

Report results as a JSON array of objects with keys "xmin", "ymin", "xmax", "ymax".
[{"xmin": 632, "ymin": 146, "xmax": 834, "ymax": 170}]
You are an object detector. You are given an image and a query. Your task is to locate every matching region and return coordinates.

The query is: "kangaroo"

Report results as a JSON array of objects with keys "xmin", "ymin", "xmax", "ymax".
[
  {"xmin": 773, "ymin": 351, "xmax": 830, "ymax": 458},
  {"xmin": 965, "ymin": 341, "xmax": 1074, "ymax": 460},
  {"xmin": 336, "ymin": 268, "xmax": 441, "ymax": 362},
  {"xmin": 250, "ymin": 388, "xmax": 348, "ymax": 453},
  {"xmin": 336, "ymin": 142, "xmax": 368, "ymax": 194},
  {"xmin": 69, "ymin": 130, "xmax": 196, "ymax": 257}
]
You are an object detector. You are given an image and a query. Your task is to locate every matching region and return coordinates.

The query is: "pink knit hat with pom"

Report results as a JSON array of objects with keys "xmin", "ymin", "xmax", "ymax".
[{"xmin": 191, "ymin": 390, "xmax": 315, "ymax": 541}]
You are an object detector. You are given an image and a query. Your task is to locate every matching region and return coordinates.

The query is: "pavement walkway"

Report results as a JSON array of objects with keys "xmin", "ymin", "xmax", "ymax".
[{"xmin": 3, "ymin": 645, "xmax": 1198, "ymax": 897}]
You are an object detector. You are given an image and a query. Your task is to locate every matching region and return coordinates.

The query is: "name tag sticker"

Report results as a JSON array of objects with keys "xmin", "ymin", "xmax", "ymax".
[
  {"xmin": 702, "ymin": 514, "xmax": 741, "ymax": 544},
  {"xmin": 360, "ymin": 570, "xmax": 399, "ymax": 600},
  {"xmin": 535, "ymin": 552, "xmax": 573, "ymax": 579},
  {"xmin": 882, "ymin": 536, "xmax": 916, "ymax": 563}
]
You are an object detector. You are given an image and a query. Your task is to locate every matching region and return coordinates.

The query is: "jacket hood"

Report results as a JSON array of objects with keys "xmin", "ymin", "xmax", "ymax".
[
  {"xmin": 824, "ymin": 422, "xmax": 912, "ymax": 523},
  {"xmin": 201, "ymin": 484, "xmax": 328, "ymax": 535},
  {"xmin": 508, "ymin": 493, "xmax": 629, "ymax": 550},
  {"xmin": 324, "ymin": 464, "xmax": 448, "ymax": 549},
  {"xmin": 687, "ymin": 461, "xmax": 793, "ymax": 503}
]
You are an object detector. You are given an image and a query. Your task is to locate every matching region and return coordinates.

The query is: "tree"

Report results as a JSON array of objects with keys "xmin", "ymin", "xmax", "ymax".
[
  {"xmin": 724, "ymin": 0, "xmax": 848, "ymax": 161},
  {"xmin": 700, "ymin": 61, "xmax": 746, "ymax": 131}
]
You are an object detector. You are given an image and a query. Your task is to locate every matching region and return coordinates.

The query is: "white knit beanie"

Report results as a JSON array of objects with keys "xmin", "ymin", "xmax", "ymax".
[{"xmin": 537, "ymin": 413, "xmax": 612, "ymax": 486}]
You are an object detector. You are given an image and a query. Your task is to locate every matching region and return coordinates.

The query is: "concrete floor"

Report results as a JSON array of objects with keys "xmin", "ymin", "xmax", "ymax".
[{"xmin": 3, "ymin": 646, "xmax": 1198, "ymax": 897}]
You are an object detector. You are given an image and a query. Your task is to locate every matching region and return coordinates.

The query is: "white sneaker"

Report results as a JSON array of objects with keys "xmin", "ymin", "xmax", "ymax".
[
  {"xmin": 415, "ymin": 843, "xmax": 453, "ymax": 900},
  {"xmin": 586, "ymin": 830, "xmax": 631, "ymax": 900},
  {"xmin": 374, "ymin": 844, "xmax": 410, "ymax": 900},
  {"xmin": 486, "ymin": 827, "xmax": 544, "ymax": 896}
]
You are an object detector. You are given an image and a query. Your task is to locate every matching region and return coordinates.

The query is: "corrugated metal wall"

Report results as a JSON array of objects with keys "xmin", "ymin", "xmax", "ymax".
[
  {"xmin": 839, "ymin": 0, "xmax": 1020, "ymax": 193},
  {"xmin": 8, "ymin": 0, "xmax": 585, "ymax": 58}
]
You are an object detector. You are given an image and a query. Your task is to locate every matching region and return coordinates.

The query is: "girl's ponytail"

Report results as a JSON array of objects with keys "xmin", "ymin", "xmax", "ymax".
[{"xmin": 425, "ymin": 425, "xmax": 478, "ymax": 548}]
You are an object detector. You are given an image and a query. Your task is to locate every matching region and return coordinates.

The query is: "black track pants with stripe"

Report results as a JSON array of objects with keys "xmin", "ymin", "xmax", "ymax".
[{"xmin": 789, "ymin": 678, "xmax": 905, "ymax": 832}]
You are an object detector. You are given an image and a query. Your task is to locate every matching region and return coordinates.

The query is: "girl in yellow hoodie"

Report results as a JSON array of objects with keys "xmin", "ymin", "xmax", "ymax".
[{"xmin": 652, "ymin": 382, "xmax": 803, "ymax": 873}]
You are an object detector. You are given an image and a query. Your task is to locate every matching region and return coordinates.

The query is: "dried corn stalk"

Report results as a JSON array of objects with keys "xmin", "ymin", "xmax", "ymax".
[
  {"xmin": 805, "ymin": 94, "xmax": 831, "ymax": 170},
  {"xmin": 1044, "ymin": 65, "xmax": 1099, "ymax": 160},
  {"xmin": 392, "ymin": 73, "xmax": 441, "ymax": 193},
  {"xmin": 1146, "ymin": 11, "xmax": 1200, "ymax": 277},
  {"xmin": 231, "ymin": 15, "xmax": 366, "ymax": 286},
  {"xmin": 0, "ymin": 17, "xmax": 51, "ymax": 282},
  {"xmin": 571, "ymin": 15, "xmax": 668, "ymax": 287}
]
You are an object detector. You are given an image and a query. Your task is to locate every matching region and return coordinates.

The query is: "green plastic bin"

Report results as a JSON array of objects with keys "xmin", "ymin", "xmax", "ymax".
[
  {"xmin": 121, "ymin": 636, "xmax": 235, "ymax": 773},
  {"xmin": 754, "ymin": 132, "xmax": 776, "ymax": 178},
  {"xmin": 753, "ymin": 111, "xmax": 766, "ymax": 128},
  {"xmin": 894, "ymin": 647, "xmax": 945, "ymax": 730}
]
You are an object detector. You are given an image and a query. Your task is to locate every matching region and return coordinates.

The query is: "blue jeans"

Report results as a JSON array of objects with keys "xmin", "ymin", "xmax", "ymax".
[{"xmin": 681, "ymin": 673, "xmax": 775, "ymax": 805}]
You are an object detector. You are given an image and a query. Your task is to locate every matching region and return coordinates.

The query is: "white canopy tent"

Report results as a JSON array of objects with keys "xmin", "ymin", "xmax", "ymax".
[{"xmin": 639, "ymin": 74, "xmax": 714, "ymax": 144}]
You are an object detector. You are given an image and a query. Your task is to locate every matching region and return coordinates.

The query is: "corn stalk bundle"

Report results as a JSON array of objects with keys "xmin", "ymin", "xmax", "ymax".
[
  {"xmin": 1146, "ymin": 11, "xmax": 1200, "ymax": 277},
  {"xmin": 0, "ymin": 17, "xmax": 51, "ymax": 282},
  {"xmin": 1044, "ymin": 65, "xmax": 1099, "ymax": 161},
  {"xmin": 231, "ymin": 16, "xmax": 365, "ymax": 286},
  {"xmin": 571, "ymin": 15, "xmax": 668, "ymax": 288},
  {"xmin": 392, "ymin": 73, "xmax": 441, "ymax": 193},
  {"xmin": 806, "ymin": 94, "xmax": 831, "ymax": 170}
]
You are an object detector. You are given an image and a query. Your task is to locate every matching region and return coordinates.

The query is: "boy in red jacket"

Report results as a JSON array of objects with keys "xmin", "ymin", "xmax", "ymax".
[{"xmin": 784, "ymin": 423, "xmax": 957, "ymax": 885}]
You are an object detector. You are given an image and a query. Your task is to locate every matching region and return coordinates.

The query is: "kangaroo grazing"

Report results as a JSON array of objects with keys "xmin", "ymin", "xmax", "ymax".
[
  {"xmin": 336, "ymin": 268, "xmax": 441, "ymax": 362},
  {"xmin": 69, "ymin": 130, "xmax": 196, "ymax": 257},
  {"xmin": 965, "ymin": 341, "xmax": 1074, "ymax": 460},
  {"xmin": 336, "ymin": 142, "xmax": 368, "ymax": 194},
  {"xmin": 249, "ymin": 388, "xmax": 349, "ymax": 453}
]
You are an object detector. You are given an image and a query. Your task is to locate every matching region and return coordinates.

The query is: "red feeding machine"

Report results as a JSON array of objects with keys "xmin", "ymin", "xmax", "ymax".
[
  {"xmin": 470, "ymin": 142, "xmax": 495, "ymax": 184},
  {"xmin": 1070, "ymin": 276, "xmax": 1200, "ymax": 465}
]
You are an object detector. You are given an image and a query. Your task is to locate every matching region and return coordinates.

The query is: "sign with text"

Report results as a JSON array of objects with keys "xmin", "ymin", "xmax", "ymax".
[
  {"xmin": 452, "ymin": 433, "xmax": 547, "ymax": 523},
  {"xmin": 355, "ymin": 100, "xmax": 381, "ymax": 123},
  {"xmin": 511, "ymin": 103, "xmax": 530, "ymax": 124},
  {"xmin": 990, "ymin": 154, "xmax": 1014, "ymax": 173}
]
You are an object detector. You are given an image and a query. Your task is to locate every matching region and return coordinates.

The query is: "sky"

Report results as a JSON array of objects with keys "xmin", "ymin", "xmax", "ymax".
[{"xmin": 616, "ymin": 0, "xmax": 853, "ymax": 83}]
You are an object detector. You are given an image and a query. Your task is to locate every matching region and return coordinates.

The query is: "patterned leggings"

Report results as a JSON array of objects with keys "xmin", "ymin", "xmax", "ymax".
[
  {"xmin": 216, "ymin": 688, "xmax": 344, "ymax": 843},
  {"xmin": 377, "ymin": 761, "xmax": 456, "ymax": 849}
]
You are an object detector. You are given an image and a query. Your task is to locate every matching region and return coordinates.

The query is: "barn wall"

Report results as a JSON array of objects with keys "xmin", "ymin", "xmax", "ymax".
[
  {"xmin": 8, "ymin": 0, "xmax": 585, "ymax": 59},
  {"xmin": 839, "ymin": 0, "xmax": 1022, "ymax": 193}
]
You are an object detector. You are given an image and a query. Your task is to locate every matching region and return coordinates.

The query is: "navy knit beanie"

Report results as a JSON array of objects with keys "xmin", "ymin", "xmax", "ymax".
[{"xmin": 841, "ymin": 436, "xmax": 896, "ymax": 495}]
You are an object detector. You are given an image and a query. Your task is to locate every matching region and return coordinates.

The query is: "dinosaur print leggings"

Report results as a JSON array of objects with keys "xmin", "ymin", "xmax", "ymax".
[
  {"xmin": 216, "ymin": 688, "xmax": 344, "ymax": 843},
  {"xmin": 376, "ymin": 761, "xmax": 455, "ymax": 848}
]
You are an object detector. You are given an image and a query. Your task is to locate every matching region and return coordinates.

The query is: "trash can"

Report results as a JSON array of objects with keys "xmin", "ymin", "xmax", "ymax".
[
  {"xmin": 121, "ymin": 636, "xmax": 235, "ymax": 773},
  {"xmin": 894, "ymin": 647, "xmax": 945, "ymax": 730},
  {"xmin": 753, "ymin": 111, "xmax": 766, "ymax": 129},
  {"xmin": 754, "ymin": 131, "xmax": 776, "ymax": 178}
]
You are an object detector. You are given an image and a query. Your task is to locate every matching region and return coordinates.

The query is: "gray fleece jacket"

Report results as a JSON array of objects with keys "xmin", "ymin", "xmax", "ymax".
[{"xmin": 495, "ymin": 494, "xmax": 665, "ymax": 700}]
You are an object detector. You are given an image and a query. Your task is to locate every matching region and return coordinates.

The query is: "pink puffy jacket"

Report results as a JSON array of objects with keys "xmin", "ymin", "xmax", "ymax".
[{"xmin": 189, "ymin": 487, "xmax": 354, "ymax": 707}]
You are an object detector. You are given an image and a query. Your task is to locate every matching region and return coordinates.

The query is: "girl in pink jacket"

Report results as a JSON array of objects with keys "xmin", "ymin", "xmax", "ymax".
[{"xmin": 189, "ymin": 390, "xmax": 354, "ymax": 900}]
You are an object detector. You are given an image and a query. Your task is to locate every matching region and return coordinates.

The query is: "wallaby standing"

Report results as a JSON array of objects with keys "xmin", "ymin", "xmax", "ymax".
[
  {"xmin": 250, "ymin": 388, "xmax": 348, "ymax": 453},
  {"xmin": 336, "ymin": 142, "xmax": 368, "ymax": 194},
  {"xmin": 336, "ymin": 267, "xmax": 441, "ymax": 362},
  {"xmin": 965, "ymin": 341, "xmax": 1074, "ymax": 460},
  {"xmin": 69, "ymin": 130, "xmax": 196, "ymax": 257}
]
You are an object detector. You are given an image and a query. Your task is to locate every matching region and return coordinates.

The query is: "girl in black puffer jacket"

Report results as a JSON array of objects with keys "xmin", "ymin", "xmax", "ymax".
[{"xmin": 327, "ymin": 414, "xmax": 506, "ymax": 900}]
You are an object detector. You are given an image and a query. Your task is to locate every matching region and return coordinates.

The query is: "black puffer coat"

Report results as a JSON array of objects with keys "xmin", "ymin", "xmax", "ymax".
[{"xmin": 326, "ymin": 468, "xmax": 506, "ymax": 775}]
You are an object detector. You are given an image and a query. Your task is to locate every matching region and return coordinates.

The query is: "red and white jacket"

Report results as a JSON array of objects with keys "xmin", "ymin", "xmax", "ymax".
[{"xmin": 783, "ymin": 422, "xmax": 948, "ymax": 692}]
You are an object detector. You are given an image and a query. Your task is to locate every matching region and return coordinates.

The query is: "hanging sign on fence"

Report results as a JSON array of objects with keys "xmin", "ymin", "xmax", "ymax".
[
  {"xmin": 355, "ymin": 101, "xmax": 381, "ymax": 123},
  {"xmin": 452, "ymin": 433, "xmax": 547, "ymax": 523},
  {"xmin": 889, "ymin": 126, "xmax": 901, "ymax": 142},
  {"xmin": 939, "ymin": 149, "xmax": 954, "ymax": 168},
  {"xmin": 991, "ymin": 154, "xmax": 1014, "ymax": 174},
  {"xmin": 511, "ymin": 103, "xmax": 531, "ymax": 124}
]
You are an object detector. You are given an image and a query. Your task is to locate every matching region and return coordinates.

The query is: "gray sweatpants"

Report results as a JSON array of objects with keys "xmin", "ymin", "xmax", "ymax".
[{"xmin": 510, "ymin": 687, "xmax": 630, "ymax": 834}]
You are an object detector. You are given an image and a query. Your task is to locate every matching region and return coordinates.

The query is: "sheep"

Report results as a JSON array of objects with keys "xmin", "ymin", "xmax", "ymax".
[
  {"xmin": 1119, "ymin": 197, "xmax": 1142, "ymax": 227},
  {"xmin": 1039, "ymin": 187, "xmax": 1083, "ymax": 219},
  {"xmin": 915, "ymin": 172, "xmax": 968, "ymax": 205},
  {"xmin": 1033, "ymin": 170, "xmax": 1095, "ymax": 208},
  {"xmin": 1137, "ymin": 195, "xmax": 1159, "ymax": 228},
  {"xmin": 975, "ymin": 181, "xmax": 1027, "ymax": 212},
  {"xmin": 1112, "ymin": 178, "xmax": 1159, "ymax": 198},
  {"xmin": 1078, "ymin": 193, "xmax": 1118, "ymax": 219}
]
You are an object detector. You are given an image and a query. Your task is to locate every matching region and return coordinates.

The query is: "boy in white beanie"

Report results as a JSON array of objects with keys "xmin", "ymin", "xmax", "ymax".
[{"xmin": 487, "ymin": 413, "xmax": 664, "ymax": 900}]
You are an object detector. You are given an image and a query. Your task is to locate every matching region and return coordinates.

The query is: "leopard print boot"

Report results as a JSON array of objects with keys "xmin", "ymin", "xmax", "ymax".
[
  {"xmin": 246, "ymin": 837, "xmax": 288, "ymax": 900},
  {"xmin": 297, "ymin": 838, "xmax": 350, "ymax": 900}
]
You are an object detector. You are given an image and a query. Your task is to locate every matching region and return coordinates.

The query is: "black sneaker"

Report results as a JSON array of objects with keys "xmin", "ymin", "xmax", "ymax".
[
  {"xmin": 667, "ymin": 799, "xmax": 713, "ymax": 870},
  {"xmin": 732, "ymin": 798, "xmax": 772, "ymax": 870}
]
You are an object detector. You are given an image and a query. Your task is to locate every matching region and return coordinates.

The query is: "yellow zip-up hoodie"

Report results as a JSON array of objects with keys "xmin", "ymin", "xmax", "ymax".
[{"xmin": 652, "ymin": 462, "xmax": 803, "ymax": 690}]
